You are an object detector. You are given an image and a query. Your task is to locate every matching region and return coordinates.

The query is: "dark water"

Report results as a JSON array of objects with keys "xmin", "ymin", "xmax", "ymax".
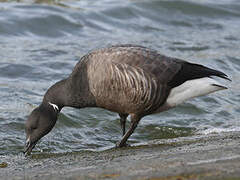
[{"xmin": 0, "ymin": 0, "xmax": 240, "ymax": 172}]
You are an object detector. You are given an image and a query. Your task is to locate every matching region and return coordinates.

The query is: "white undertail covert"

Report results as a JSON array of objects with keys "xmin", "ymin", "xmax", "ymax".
[{"xmin": 166, "ymin": 77, "xmax": 227, "ymax": 107}]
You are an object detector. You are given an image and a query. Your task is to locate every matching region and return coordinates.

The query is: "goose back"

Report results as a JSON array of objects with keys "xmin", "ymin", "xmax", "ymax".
[{"xmin": 68, "ymin": 45, "xmax": 228, "ymax": 116}]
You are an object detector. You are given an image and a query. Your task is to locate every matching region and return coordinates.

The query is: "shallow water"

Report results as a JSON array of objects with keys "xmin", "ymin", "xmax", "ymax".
[{"xmin": 0, "ymin": 0, "xmax": 240, "ymax": 172}]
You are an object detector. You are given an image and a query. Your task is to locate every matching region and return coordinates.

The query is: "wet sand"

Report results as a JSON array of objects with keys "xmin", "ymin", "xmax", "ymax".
[{"xmin": 2, "ymin": 131, "xmax": 240, "ymax": 180}]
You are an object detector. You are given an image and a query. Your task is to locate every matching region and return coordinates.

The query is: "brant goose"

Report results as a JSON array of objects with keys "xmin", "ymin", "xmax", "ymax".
[{"xmin": 24, "ymin": 44, "xmax": 230, "ymax": 155}]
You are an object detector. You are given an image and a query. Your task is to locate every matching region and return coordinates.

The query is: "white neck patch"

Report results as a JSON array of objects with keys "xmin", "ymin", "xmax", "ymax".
[{"xmin": 48, "ymin": 102, "xmax": 59, "ymax": 112}]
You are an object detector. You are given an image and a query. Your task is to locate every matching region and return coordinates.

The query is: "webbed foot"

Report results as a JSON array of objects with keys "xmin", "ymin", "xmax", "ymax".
[{"xmin": 115, "ymin": 141, "xmax": 131, "ymax": 148}]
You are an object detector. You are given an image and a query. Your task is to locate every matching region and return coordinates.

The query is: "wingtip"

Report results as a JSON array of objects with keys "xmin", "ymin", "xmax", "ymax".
[
  {"xmin": 212, "ymin": 84, "xmax": 228, "ymax": 90},
  {"xmin": 221, "ymin": 74, "xmax": 232, "ymax": 82}
]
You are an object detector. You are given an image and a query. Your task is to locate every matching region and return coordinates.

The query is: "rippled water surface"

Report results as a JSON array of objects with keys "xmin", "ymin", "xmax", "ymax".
[{"xmin": 0, "ymin": 0, "xmax": 240, "ymax": 170}]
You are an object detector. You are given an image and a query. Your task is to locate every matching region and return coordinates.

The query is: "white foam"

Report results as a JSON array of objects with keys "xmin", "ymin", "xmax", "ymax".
[
  {"xmin": 188, "ymin": 155, "xmax": 240, "ymax": 165},
  {"xmin": 198, "ymin": 127, "xmax": 240, "ymax": 135}
]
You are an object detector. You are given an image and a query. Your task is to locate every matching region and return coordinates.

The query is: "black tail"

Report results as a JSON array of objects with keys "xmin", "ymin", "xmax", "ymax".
[{"xmin": 169, "ymin": 62, "xmax": 231, "ymax": 88}]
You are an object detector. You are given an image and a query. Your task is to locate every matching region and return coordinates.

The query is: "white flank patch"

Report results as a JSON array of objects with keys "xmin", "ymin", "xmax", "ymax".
[
  {"xmin": 48, "ymin": 102, "xmax": 59, "ymax": 112},
  {"xmin": 166, "ymin": 77, "xmax": 226, "ymax": 107}
]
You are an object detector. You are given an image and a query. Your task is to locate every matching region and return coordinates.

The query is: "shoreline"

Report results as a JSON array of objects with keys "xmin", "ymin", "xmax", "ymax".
[{"xmin": 2, "ymin": 131, "xmax": 240, "ymax": 180}]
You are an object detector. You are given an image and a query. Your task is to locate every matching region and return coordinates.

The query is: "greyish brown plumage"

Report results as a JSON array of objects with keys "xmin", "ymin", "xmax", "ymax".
[{"xmin": 24, "ymin": 44, "xmax": 230, "ymax": 155}]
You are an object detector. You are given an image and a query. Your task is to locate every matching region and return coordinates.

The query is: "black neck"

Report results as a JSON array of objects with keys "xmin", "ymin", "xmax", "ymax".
[
  {"xmin": 39, "ymin": 101, "xmax": 59, "ymax": 117},
  {"xmin": 43, "ymin": 79, "xmax": 68, "ymax": 111},
  {"xmin": 42, "ymin": 78, "xmax": 96, "ymax": 111}
]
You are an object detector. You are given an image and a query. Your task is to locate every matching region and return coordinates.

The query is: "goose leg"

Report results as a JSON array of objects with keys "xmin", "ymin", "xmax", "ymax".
[
  {"xmin": 119, "ymin": 113, "xmax": 128, "ymax": 136},
  {"xmin": 116, "ymin": 114, "xmax": 141, "ymax": 148}
]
